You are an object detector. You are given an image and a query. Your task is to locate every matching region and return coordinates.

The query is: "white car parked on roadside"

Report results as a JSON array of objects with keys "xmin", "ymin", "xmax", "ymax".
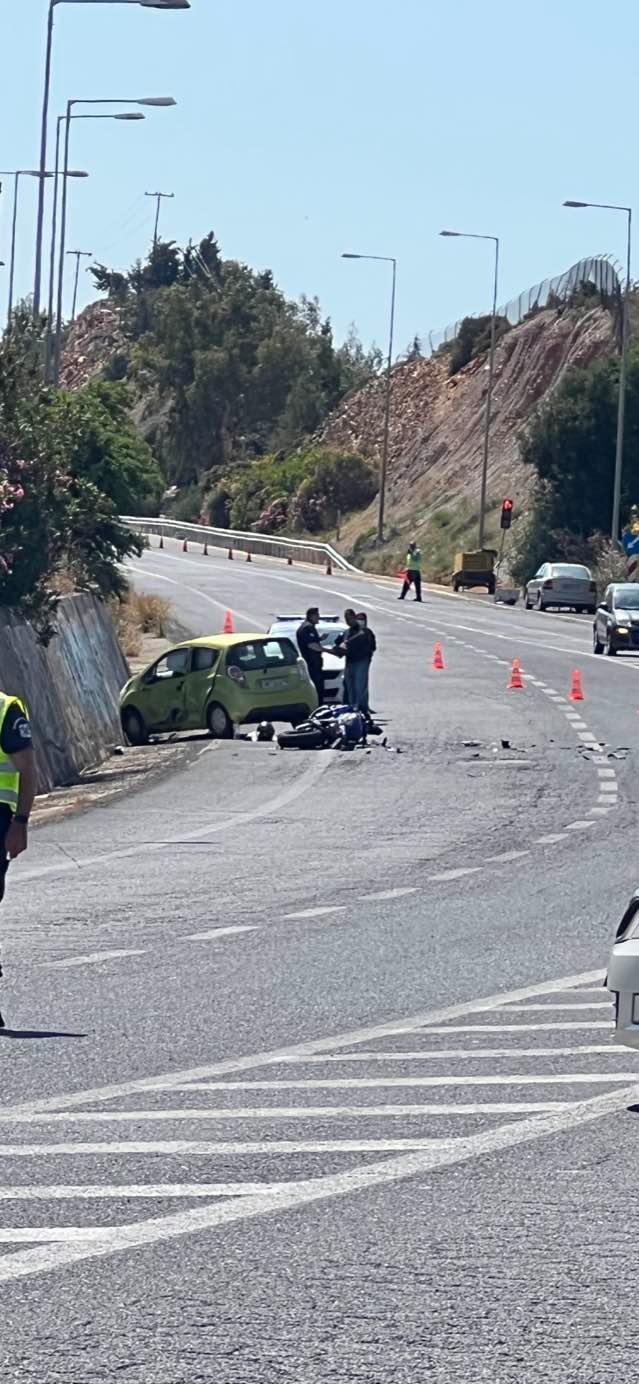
[
  {"xmin": 523, "ymin": 562, "xmax": 597, "ymax": 614},
  {"xmin": 268, "ymin": 616, "xmax": 346, "ymax": 704},
  {"xmin": 607, "ymin": 891, "xmax": 639, "ymax": 1048}
]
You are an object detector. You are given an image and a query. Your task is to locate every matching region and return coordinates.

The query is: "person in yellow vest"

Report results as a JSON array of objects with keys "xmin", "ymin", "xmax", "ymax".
[
  {"xmin": 0, "ymin": 692, "xmax": 36, "ymax": 1029},
  {"xmin": 399, "ymin": 541, "xmax": 423, "ymax": 602}
]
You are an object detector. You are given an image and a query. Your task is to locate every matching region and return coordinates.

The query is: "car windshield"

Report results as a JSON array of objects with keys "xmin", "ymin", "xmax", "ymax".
[
  {"xmin": 319, "ymin": 627, "xmax": 348, "ymax": 650},
  {"xmin": 551, "ymin": 564, "xmax": 590, "ymax": 580},
  {"xmin": 227, "ymin": 638, "xmax": 298, "ymax": 671},
  {"xmin": 614, "ymin": 588, "xmax": 639, "ymax": 610}
]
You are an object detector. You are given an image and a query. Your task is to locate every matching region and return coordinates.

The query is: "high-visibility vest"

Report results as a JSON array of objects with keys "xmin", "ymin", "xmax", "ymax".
[
  {"xmin": 406, "ymin": 548, "xmax": 422, "ymax": 571},
  {"xmin": 0, "ymin": 692, "xmax": 26, "ymax": 811}
]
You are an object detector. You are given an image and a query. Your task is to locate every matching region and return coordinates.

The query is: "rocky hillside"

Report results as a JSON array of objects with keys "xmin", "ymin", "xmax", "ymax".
[{"xmin": 321, "ymin": 304, "xmax": 615, "ymax": 566}]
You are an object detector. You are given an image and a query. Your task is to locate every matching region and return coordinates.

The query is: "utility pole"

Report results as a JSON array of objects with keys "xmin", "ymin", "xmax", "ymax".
[
  {"xmin": 66, "ymin": 249, "xmax": 92, "ymax": 321},
  {"xmin": 145, "ymin": 190, "xmax": 174, "ymax": 248}
]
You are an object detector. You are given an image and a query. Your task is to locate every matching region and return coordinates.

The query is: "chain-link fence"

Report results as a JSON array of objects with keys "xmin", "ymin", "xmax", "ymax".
[{"xmin": 427, "ymin": 254, "xmax": 621, "ymax": 354}]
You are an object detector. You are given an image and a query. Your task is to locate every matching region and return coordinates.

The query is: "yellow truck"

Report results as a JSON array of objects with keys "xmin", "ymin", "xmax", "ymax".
[{"xmin": 452, "ymin": 550, "xmax": 496, "ymax": 595}]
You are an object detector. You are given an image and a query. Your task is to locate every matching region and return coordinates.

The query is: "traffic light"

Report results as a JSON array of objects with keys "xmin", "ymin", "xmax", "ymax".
[{"xmin": 500, "ymin": 498, "xmax": 514, "ymax": 531}]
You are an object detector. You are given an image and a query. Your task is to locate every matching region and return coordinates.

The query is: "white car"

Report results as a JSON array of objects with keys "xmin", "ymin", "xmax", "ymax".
[
  {"xmin": 524, "ymin": 562, "xmax": 597, "ymax": 614},
  {"xmin": 268, "ymin": 616, "xmax": 346, "ymax": 704},
  {"xmin": 607, "ymin": 891, "xmax": 639, "ymax": 1048}
]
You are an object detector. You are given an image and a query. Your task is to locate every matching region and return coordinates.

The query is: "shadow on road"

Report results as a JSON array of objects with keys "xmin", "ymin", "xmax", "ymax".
[{"xmin": 0, "ymin": 1029, "xmax": 87, "ymax": 1040}]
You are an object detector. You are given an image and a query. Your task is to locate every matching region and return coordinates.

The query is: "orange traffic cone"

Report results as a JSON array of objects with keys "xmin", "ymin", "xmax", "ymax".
[
  {"xmin": 569, "ymin": 669, "xmax": 584, "ymax": 702},
  {"xmin": 227, "ymin": 547, "xmax": 233, "ymax": 560},
  {"xmin": 432, "ymin": 641, "xmax": 446, "ymax": 670},
  {"xmin": 246, "ymin": 550, "xmax": 252, "ymax": 563},
  {"xmin": 507, "ymin": 658, "xmax": 524, "ymax": 690},
  {"xmin": 182, "ymin": 538, "xmax": 188, "ymax": 553},
  {"xmin": 223, "ymin": 609, "xmax": 234, "ymax": 634}
]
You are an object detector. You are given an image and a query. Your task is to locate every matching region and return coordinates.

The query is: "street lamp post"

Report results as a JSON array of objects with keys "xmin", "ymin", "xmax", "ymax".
[
  {"xmin": 440, "ymin": 230, "xmax": 500, "ymax": 551},
  {"xmin": 33, "ymin": 0, "xmax": 189, "ymax": 315},
  {"xmin": 0, "ymin": 171, "xmax": 53, "ymax": 322},
  {"xmin": 564, "ymin": 200, "xmax": 632, "ymax": 540},
  {"xmin": 342, "ymin": 252, "xmax": 397, "ymax": 544},
  {"xmin": 54, "ymin": 98, "xmax": 175, "ymax": 384},
  {"xmin": 46, "ymin": 111, "xmax": 142, "ymax": 380}
]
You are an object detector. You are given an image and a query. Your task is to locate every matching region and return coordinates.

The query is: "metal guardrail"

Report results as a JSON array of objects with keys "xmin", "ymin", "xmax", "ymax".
[{"xmin": 120, "ymin": 516, "xmax": 362, "ymax": 574}]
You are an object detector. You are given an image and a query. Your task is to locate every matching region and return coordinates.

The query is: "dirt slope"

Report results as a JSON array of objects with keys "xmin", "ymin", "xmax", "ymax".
[{"xmin": 321, "ymin": 305, "xmax": 615, "ymax": 563}]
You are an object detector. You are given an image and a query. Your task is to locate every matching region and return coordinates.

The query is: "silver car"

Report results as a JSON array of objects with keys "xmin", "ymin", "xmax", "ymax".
[{"xmin": 524, "ymin": 562, "xmax": 596, "ymax": 614}]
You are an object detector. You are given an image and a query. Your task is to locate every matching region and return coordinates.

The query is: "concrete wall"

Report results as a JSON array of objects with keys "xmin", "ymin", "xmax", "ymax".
[{"xmin": 0, "ymin": 594, "xmax": 128, "ymax": 793}]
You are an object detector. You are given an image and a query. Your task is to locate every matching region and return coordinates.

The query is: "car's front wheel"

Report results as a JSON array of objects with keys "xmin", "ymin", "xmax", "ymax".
[
  {"xmin": 605, "ymin": 635, "xmax": 618, "ymax": 657},
  {"xmin": 593, "ymin": 629, "xmax": 604, "ymax": 654},
  {"xmin": 122, "ymin": 707, "xmax": 148, "ymax": 746},
  {"xmin": 206, "ymin": 701, "xmax": 234, "ymax": 739}
]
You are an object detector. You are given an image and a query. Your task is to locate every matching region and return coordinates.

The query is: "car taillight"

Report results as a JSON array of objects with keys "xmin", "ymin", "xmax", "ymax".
[
  {"xmin": 542, "ymin": 579, "xmax": 554, "ymax": 589},
  {"xmin": 227, "ymin": 666, "xmax": 247, "ymax": 686}
]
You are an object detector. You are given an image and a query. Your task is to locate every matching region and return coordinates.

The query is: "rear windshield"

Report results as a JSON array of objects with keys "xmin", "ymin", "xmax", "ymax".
[
  {"xmin": 226, "ymin": 638, "xmax": 298, "ymax": 671},
  {"xmin": 551, "ymin": 564, "xmax": 590, "ymax": 580}
]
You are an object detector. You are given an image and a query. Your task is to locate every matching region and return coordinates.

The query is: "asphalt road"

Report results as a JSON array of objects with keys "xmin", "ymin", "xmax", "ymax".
[{"xmin": 2, "ymin": 542, "xmax": 638, "ymax": 1382}]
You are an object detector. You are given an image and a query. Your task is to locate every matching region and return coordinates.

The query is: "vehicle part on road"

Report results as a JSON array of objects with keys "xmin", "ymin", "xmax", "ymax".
[
  {"xmin": 255, "ymin": 721, "xmax": 275, "ymax": 742},
  {"xmin": 206, "ymin": 702, "xmax": 234, "ymax": 739},
  {"xmin": 507, "ymin": 658, "xmax": 525, "ymax": 690},
  {"xmin": 121, "ymin": 707, "xmax": 148, "ymax": 747},
  {"xmin": 223, "ymin": 610, "xmax": 234, "ymax": 634},
  {"xmin": 432, "ymin": 641, "xmax": 446, "ymax": 670},
  {"xmin": 568, "ymin": 669, "xmax": 585, "ymax": 702},
  {"xmin": 277, "ymin": 724, "xmax": 325, "ymax": 750}
]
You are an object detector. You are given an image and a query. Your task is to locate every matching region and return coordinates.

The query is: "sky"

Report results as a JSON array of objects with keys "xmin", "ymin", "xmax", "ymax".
[{"xmin": 1, "ymin": 0, "xmax": 638, "ymax": 354}]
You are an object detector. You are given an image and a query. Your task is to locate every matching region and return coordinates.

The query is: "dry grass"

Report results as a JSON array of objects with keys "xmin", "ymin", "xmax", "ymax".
[{"xmin": 112, "ymin": 590, "xmax": 173, "ymax": 658}]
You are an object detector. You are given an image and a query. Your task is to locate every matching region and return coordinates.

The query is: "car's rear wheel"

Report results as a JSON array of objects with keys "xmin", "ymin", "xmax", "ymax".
[
  {"xmin": 524, "ymin": 591, "xmax": 533, "ymax": 609},
  {"xmin": 206, "ymin": 702, "xmax": 234, "ymax": 738},
  {"xmin": 536, "ymin": 592, "xmax": 545, "ymax": 612},
  {"xmin": 122, "ymin": 707, "xmax": 148, "ymax": 746}
]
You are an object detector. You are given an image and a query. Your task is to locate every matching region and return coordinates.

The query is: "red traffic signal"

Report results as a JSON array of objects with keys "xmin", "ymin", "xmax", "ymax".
[{"xmin": 500, "ymin": 498, "xmax": 514, "ymax": 530}]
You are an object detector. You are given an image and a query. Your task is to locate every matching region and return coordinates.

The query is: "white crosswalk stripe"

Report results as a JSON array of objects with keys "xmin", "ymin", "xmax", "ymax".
[{"xmin": 0, "ymin": 970, "xmax": 633, "ymax": 1283}]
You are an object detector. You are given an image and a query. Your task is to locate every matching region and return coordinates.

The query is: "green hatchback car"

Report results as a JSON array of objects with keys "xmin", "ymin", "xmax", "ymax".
[{"xmin": 120, "ymin": 633, "xmax": 318, "ymax": 743}]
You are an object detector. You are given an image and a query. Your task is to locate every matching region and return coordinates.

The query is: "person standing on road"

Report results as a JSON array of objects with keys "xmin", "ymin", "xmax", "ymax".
[
  {"xmin": 0, "ymin": 690, "xmax": 37, "ymax": 1029},
  {"xmin": 336, "ymin": 609, "xmax": 376, "ymax": 715},
  {"xmin": 399, "ymin": 540, "xmax": 423, "ymax": 602},
  {"xmin": 297, "ymin": 607, "xmax": 325, "ymax": 706}
]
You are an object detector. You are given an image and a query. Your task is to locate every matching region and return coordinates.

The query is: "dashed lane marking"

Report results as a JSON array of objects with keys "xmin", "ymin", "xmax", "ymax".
[
  {"xmin": 565, "ymin": 821, "xmax": 596, "ymax": 831},
  {"xmin": 284, "ymin": 906, "xmax": 347, "ymax": 920},
  {"xmin": 42, "ymin": 950, "xmax": 145, "ymax": 970},
  {"xmin": 535, "ymin": 833, "xmax": 568, "ymax": 844},
  {"xmin": 484, "ymin": 850, "xmax": 530, "ymax": 863},
  {"xmin": 186, "ymin": 926, "xmax": 257, "ymax": 941},
  {"xmin": 360, "ymin": 887, "xmax": 418, "ymax": 901},
  {"xmin": 428, "ymin": 867, "xmax": 481, "ymax": 882}
]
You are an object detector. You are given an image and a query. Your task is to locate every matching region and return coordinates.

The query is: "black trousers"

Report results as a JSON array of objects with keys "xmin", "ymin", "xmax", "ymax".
[
  {"xmin": 400, "ymin": 570, "xmax": 422, "ymax": 600},
  {"xmin": 0, "ymin": 806, "xmax": 11, "ymax": 903},
  {"xmin": 307, "ymin": 663, "xmax": 324, "ymax": 706}
]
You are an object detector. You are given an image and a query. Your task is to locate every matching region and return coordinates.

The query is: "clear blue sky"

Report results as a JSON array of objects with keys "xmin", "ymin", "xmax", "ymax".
[{"xmin": 1, "ymin": 0, "xmax": 637, "ymax": 353}]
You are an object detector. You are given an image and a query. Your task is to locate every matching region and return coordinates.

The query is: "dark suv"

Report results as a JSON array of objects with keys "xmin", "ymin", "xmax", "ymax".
[{"xmin": 593, "ymin": 582, "xmax": 639, "ymax": 656}]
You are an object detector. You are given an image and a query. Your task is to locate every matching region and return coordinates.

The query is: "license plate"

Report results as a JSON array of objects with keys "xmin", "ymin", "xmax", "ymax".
[{"xmin": 261, "ymin": 677, "xmax": 287, "ymax": 691}]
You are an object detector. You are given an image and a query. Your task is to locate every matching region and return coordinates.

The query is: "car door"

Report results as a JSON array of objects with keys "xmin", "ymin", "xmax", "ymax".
[
  {"xmin": 528, "ymin": 565, "xmax": 546, "ymax": 600},
  {"xmin": 140, "ymin": 646, "xmax": 191, "ymax": 730},
  {"xmin": 181, "ymin": 645, "xmax": 221, "ymax": 729}
]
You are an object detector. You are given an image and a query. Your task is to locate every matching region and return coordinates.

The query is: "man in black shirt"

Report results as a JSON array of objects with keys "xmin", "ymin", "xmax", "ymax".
[
  {"xmin": 297, "ymin": 608, "xmax": 324, "ymax": 706},
  {"xmin": 336, "ymin": 609, "xmax": 376, "ymax": 715},
  {"xmin": 0, "ymin": 696, "xmax": 37, "ymax": 1029}
]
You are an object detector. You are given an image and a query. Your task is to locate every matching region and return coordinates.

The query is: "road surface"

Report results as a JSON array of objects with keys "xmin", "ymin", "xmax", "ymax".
[{"xmin": 1, "ymin": 542, "xmax": 637, "ymax": 1382}]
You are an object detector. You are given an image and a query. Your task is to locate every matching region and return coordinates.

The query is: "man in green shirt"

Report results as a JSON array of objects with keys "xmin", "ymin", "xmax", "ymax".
[{"xmin": 399, "ymin": 541, "xmax": 422, "ymax": 602}]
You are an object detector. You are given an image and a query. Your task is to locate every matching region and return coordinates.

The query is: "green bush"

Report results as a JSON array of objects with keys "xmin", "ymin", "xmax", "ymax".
[{"xmin": 449, "ymin": 314, "xmax": 511, "ymax": 376}]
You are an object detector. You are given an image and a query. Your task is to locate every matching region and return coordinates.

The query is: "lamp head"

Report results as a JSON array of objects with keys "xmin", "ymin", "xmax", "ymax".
[
  {"xmin": 137, "ymin": 97, "xmax": 177, "ymax": 107},
  {"xmin": 114, "ymin": 113, "xmax": 146, "ymax": 121},
  {"xmin": 563, "ymin": 200, "xmax": 589, "ymax": 208}
]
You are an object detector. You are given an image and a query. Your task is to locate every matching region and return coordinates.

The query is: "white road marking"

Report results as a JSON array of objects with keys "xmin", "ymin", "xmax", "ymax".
[
  {"xmin": 0, "ymin": 968, "xmax": 606, "ymax": 1121},
  {"xmin": 429, "ymin": 868, "xmax": 481, "ymax": 882},
  {"xmin": 589, "ymin": 807, "xmax": 611, "ymax": 816},
  {"xmin": 599, "ymin": 782, "xmax": 619, "ymax": 793},
  {"xmin": 273, "ymin": 1046, "xmax": 616, "ymax": 1061},
  {"xmin": 598, "ymin": 795, "xmax": 617, "ymax": 805},
  {"xmin": 535, "ymin": 833, "xmax": 568, "ymax": 844},
  {"xmin": 484, "ymin": 850, "xmax": 530, "ymax": 863},
  {"xmin": 578, "ymin": 733, "xmax": 598, "ymax": 743},
  {"xmin": 568, "ymin": 720, "xmax": 588, "ymax": 729},
  {"xmin": 416, "ymin": 1023, "xmax": 612, "ymax": 1033},
  {"xmin": 498, "ymin": 1002, "xmax": 610, "ymax": 1011},
  {"xmin": 565, "ymin": 821, "xmax": 596, "ymax": 831},
  {"xmin": 597, "ymin": 769, "xmax": 617, "ymax": 779},
  {"xmin": 0, "ymin": 1139, "xmax": 469, "ymax": 1155},
  {"xmin": 283, "ymin": 906, "xmax": 347, "ymax": 920},
  {"xmin": 0, "ymin": 1183, "xmax": 299, "ymax": 1201},
  {"xmin": 0, "ymin": 1085, "xmax": 637, "ymax": 1285},
  {"xmin": 0, "ymin": 1102, "xmax": 580, "ymax": 1123},
  {"xmin": 359, "ymin": 888, "xmax": 418, "ymax": 901},
  {"xmin": 42, "ymin": 950, "xmax": 145, "ymax": 970},
  {"xmin": 185, "ymin": 926, "xmax": 257, "ymax": 941},
  {"xmin": 166, "ymin": 1073, "xmax": 636, "ymax": 1090}
]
